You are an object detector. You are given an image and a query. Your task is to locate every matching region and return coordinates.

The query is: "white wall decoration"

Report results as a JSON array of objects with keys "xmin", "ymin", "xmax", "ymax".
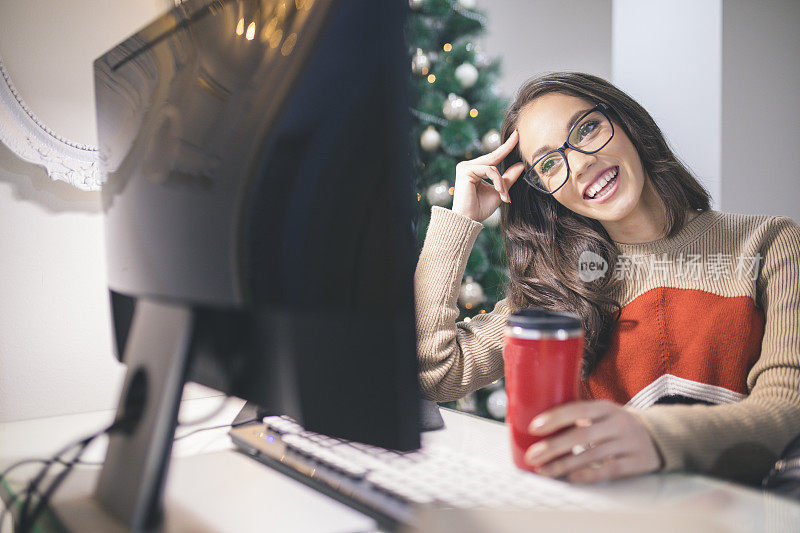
[{"xmin": 0, "ymin": 54, "xmax": 101, "ymax": 191}]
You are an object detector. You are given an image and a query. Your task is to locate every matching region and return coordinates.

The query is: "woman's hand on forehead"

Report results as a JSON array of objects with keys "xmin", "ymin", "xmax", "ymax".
[{"xmin": 450, "ymin": 129, "xmax": 526, "ymax": 223}]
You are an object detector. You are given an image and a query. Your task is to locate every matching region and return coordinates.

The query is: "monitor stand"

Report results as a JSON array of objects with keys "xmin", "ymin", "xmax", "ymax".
[{"xmin": 50, "ymin": 298, "xmax": 196, "ymax": 531}]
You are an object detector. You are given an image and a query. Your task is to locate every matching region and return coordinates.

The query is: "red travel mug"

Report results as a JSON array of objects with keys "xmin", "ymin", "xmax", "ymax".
[{"xmin": 504, "ymin": 309, "xmax": 584, "ymax": 472}]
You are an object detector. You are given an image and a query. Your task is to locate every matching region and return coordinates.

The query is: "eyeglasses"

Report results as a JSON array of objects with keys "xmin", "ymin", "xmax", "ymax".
[{"xmin": 522, "ymin": 103, "xmax": 614, "ymax": 195}]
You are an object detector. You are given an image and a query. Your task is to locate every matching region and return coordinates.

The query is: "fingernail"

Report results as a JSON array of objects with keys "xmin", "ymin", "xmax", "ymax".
[
  {"xmin": 529, "ymin": 416, "xmax": 546, "ymax": 432},
  {"xmin": 525, "ymin": 442, "xmax": 546, "ymax": 464}
]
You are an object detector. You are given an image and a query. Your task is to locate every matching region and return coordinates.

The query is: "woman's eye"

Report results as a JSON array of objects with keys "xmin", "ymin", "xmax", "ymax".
[
  {"xmin": 576, "ymin": 120, "xmax": 598, "ymax": 141},
  {"xmin": 539, "ymin": 156, "xmax": 560, "ymax": 175}
]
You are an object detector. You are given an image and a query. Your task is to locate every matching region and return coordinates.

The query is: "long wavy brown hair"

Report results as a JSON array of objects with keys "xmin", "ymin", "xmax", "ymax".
[{"xmin": 498, "ymin": 72, "xmax": 711, "ymax": 376}]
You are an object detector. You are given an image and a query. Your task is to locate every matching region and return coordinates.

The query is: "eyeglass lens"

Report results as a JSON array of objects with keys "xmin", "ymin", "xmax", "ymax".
[{"xmin": 530, "ymin": 110, "xmax": 613, "ymax": 193}]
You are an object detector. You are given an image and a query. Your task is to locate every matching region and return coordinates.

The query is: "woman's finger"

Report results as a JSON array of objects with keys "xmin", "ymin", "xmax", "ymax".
[
  {"xmin": 524, "ymin": 417, "xmax": 619, "ymax": 467},
  {"xmin": 532, "ymin": 439, "xmax": 627, "ymax": 479},
  {"xmin": 528, "ymin": 400, "xmax": 617, "ymax": 436},
  {"xmin": 471, "ymin": 129, "xmax": 519, "ymax": 166},
  {"xmin": 567, "ymin": 454, "xmax": 645, "ymax": 484},
  {"xmin": 467, "ymin": 165, "xmax": 506, "ymax": 202},
  {"xmin": 501, "ymin": 161, "xmax": 527, "ymax": 191},
  {"xmin": 486, "ymin": 166, "xmax": 507, "ymax": 201}
]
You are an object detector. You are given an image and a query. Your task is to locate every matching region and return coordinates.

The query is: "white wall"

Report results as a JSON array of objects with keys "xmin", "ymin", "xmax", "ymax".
[
  {"xmin": 721, "ymin": 0, "xmax": 800, "ymax": 221},
  {"xmin": 612, "ymin": 0, "xmax": 723, "ymax": 209},
  {"xmin": 0, "ymin": 0, "xmax": 169, "ymax": 422},
  {"xmin": 482, "ymin": 0, "xmax": 612, "ymax": 97}
]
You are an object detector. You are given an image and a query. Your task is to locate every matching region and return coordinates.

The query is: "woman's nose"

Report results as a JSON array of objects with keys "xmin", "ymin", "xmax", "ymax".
[{"xmin": 567, "ymin": 149, "xmax": 598, "ymax": 184}]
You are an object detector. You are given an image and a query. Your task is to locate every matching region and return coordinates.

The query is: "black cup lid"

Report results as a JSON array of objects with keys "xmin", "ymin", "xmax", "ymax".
[{"xmin": 507, "ymin": 308, "xmax": 581, "ymax": 330}]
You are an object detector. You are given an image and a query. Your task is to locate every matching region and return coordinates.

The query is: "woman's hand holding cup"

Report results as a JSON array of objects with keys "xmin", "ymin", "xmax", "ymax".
[{"xmin": 451, "ymin": 129, "xmax": 527, "ymax": 223}]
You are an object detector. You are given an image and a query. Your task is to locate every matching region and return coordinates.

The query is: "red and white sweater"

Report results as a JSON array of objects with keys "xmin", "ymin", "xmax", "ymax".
[{"xmin": 415, "ymin": 206, "xmax": 800, "ymax": 484}]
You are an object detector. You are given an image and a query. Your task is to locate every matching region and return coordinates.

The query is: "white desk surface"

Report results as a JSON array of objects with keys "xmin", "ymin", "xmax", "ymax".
[{"xmin": 2, "ymin": 391, "xmax": 800, "ymax": 533}]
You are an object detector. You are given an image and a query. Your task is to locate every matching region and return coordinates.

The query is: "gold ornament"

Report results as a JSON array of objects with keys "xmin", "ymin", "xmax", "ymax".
[
  {"xmin": 481, "ymin": 129, "xmax": 502, "ymax": 153},
  {"xmin": 411, "ymin": 48, "xmax": 430, "ymax": 75},
  {"xmin": 458, "ymin": 276, "xmax": 485, "ymax": 308},
  {"xmin": 455, "ymin": 62, "xmax": 479, "ymax": 89},
  {"xmin": 442, "ymin": 93, "xmax": 469, "ymax": 121},
  {"xmin": 425, "ymin": 180, "xmax": 452, "ymax": 206},
  {"xmin": 420, "ymin": 126, "xmax": 441, "ymax": 152}
]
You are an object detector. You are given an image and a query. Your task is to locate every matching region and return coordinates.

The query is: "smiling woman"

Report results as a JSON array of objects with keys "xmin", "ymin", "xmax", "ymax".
[{"xmin": 415, "ymin": 71, "xmax": 800, "ymax": 486}]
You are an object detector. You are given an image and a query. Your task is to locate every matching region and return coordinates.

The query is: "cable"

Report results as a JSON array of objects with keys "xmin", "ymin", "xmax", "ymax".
[
  {"xmin": 5, "ymin": 413, "xmax": 257, "ymax": 531},
  {"xmin": 174, "ymin": 416, "xmax": 259, "ymax": 441},
  {"xmin": 0, "ymin": 456, "xmax": 99, "ymax": 532},
  {"xmin": 23, "ymin": 439, "xmax": 96, "ymax": 530},
  {"xmin": 176, "ymin": 394, "xmax": 232, "ymax": 427},
  {"xmin": 1, "ymin": 481, "xmax": 37, "ymax": 533},
  {"xmin": 0, "ymin": 458, "xmax": 59, "ymax": 532},
  {"xmin": 16, "ymin": 433, "xmax": 99, "ymax": 532},
  {"xmin": 16, "ymin": 418, "xmax": 128, "ymax": 532}
]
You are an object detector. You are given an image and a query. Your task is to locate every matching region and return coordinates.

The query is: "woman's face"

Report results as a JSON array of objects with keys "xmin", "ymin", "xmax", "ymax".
[{"xmin": 516, "ymin": 93, "xmax": 648, "ymax": 224}]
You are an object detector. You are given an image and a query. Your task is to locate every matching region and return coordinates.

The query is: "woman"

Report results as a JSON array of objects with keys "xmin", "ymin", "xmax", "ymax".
[{"xmin": 415, "ymin": 72, "xmax": 800, "ymax": 486}]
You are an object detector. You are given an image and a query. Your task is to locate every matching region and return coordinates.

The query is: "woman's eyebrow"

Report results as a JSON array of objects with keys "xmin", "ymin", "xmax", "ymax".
[{"xmin": 528, "ymin": 107, "xmax": 594, "ymax": 163}]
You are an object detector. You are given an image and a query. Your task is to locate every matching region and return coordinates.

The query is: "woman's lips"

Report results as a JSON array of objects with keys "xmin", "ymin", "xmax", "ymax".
[
  {"xmin": 584, "ymin": 168, "xmax": 620, "ymax": 203},
  {"xmin": 582, "ymin": 166, "xmax": 618, "ymax": 197}
]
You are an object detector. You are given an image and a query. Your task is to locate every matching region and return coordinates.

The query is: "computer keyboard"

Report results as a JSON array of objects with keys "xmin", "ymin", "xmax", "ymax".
[{"xmin": 230, "ymin": 415, "xmax": 622, "ymax": 529}]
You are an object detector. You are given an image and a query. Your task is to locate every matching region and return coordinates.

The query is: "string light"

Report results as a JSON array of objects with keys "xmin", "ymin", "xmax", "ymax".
[
  {"xmin": 469, "ymin": 108, "xmax": 478, "ymax": 118},
  {"xmin": 245, "ymin": 22, "xmax": 256, "ymax": 40},
  {"xmin": 236, "ymin": 18, "xmax": 245, "ymax": 35},
  {"xmin": 261, "ymin": 17, "xmax": 278, "ymax": 42},
  {"xmin": 443, "ymin": 43, "xmax": 452, "ymax": 52},
  {"xmin": 448, "ymin": 187, "xmax": 454, "ymax": 195},
  {"xmin": 464, "ymin": 316, "xmax": 472, "ymax": 322},
  {"xmin": 427, "ymin": 74, "xmax": 436, "ymax": 83},
  {"xmin": 281, "ymin": 32, "xmax": 297, "ymax": 55},
  {"xmin": 421, "ymin": 67, "xmax": 429, "ymax": 76},
  {"xmin": 417, "ymin": 193, "xmax": 421, "ymax": 201},
  {"xmin": 269, "ymin": 28, "xmax": 283, "ymax": 48}
]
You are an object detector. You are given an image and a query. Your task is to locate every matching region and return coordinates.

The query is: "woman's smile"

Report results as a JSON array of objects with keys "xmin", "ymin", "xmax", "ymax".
[{"xmin": 582, "ymin": 165, "xmax": 619, "ymax": 201}]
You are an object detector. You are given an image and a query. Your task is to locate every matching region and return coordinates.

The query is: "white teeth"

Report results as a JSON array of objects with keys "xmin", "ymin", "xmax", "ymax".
[{"xmin": 586, "ymin": 168, "xmax": 618, "ymax": 199}]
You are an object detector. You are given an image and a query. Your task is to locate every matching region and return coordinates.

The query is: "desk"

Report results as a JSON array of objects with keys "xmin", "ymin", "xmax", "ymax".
[{"xmin": 2, "ymin": 394, "xmax": 800, "ymax": 532}]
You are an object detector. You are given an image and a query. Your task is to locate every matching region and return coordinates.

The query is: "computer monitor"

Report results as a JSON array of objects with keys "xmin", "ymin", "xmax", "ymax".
[{"xmin": 79, "ymin": 0, "xmax": 421, "ymax": 529}]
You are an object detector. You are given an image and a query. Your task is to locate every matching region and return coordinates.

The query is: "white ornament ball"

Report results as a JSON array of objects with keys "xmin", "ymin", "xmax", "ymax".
[
  {"xmin": 472, "ymin": 44, "xmax": 489, "ymax": 68},
  {"xmin": 411, "ymin": 48, "xmax": 430, "ymax": 75},
  {"xmin": 420, "ymin": 126, "xmax": 441, "ymax": 152},
  {"xmin": 426, "ymin": 180, "xmax": 452, "ymax": 206},
  {"xmin": 458, "ymin": 276, "xmax": 485, "ymax": 308},
  {"xmin": 458, "ymin": 0, "xmax": 477, "ymax": 8},
  {"xmin": 484, "ymin": 207, "xmax": 501, "ymax": 227},
  {"xmin": 486, "ymin": 389, "xmax": 508, "ymax": 419},
  {"xmin": 409, "ymin": 0, "xmax": 424, "ymax": 10},
  {"xmin": 442, "ymin": 93, "xmax": 469, "ymax": 121},
  {"xmin": 481, "ymin": 129, "xmax": 501, "ymax": 153},
  {"xmin": 454, "ymin": 62, "xmax": 479, "ymax": 89}
]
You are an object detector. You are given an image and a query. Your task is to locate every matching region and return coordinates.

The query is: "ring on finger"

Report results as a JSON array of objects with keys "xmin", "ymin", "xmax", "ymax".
[{"xmin": 571, "ymin": 442, "xmax": 593, "ymax": 456}]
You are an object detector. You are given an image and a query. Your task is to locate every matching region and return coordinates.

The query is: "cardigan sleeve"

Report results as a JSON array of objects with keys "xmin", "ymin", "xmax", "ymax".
[
  {"xmin": 415, "ymin": 206, "xmax": 511, "ymax": 402},
  {"xmin": 629, "ymin": 216, "xmax": 800, "ymax": 484}
]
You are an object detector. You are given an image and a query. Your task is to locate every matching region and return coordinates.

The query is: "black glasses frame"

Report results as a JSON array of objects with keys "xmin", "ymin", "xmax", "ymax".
[{"xmin": 523, "ymin": 102, "xmax": 615, "ymax": 195}]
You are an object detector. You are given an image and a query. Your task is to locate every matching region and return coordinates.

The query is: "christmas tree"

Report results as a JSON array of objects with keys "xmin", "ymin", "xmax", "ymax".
[{"xmin": 406, "ymin": 0, "xmax": 508, "ymax": 422}]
